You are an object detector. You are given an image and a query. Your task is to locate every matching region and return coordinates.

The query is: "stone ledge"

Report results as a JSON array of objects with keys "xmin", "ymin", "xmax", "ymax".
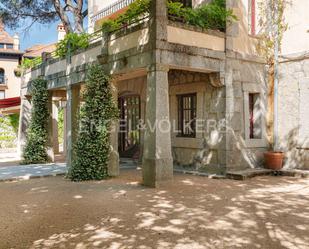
[
  {"xmin": 173, "ymin": 168, "xmax": 226, "ymax": 179},
  {"xmin": 226, "ymin": 168, "xmax": 309, "ymax": 180}
]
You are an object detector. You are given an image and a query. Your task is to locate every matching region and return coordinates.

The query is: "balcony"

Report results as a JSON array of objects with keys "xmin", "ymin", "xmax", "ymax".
[{"xmin": 91, "ymin": 0, "xmax": 135, "ymax": 24}]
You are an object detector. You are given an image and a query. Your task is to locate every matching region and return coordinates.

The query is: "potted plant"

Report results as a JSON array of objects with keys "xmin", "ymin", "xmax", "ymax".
[
  {"xmin": 14, "ymin": 68, "xmax": 22, "ymax": 77},
  {"xmin": 257, "ymin": 0, "xmax": 288, "ymax": 171},
  {"xmin": 264, "ymin": 149, "xmax": 284, "ymax": 170}
]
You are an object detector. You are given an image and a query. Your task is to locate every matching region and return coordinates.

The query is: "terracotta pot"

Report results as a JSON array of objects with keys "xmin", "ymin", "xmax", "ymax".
[{"xmin": 264, "ymin": 151, "xmax": 284, "ymax": 170}]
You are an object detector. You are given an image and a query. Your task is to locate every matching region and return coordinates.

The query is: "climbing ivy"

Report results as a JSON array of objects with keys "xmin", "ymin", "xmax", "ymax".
[
  {"xmin": 69, "ymin": 64, "xmax": 118, "ymax": 181},
  {"xmin": 23, "ymin": 78, "xmax": 49, "ymax": 164}
]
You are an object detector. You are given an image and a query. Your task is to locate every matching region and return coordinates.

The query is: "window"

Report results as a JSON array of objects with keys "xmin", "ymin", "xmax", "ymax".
[
  {"xmin": 6, "ymin": 44, "xmax": 13, "ymax": 49},
  {"xmin": 0, "ymin": 68, "xmax": 4, "ymax": 84},
  {"xmin": 0, "ymin": 91, "xmax": 5, "ymax": 99},
  {"xmin": 248, "ymin": 0, "xmax": 256, "ymax": 35},
  {"xmin": 177, "ymin": 93, "xmax": 196, "ymax": 137},
  {"xmin": 0, "ymin": 43, "xmax": 4, "ymax": 49},
  {"xmin": 248, "ymin": 93, "xmax": 262, "ymax": 139}
]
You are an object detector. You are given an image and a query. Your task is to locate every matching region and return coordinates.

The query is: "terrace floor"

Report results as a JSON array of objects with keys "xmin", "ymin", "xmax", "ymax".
[{"xmin": 0, "ymin": 169, "xmax": 308, "ymax": 249}]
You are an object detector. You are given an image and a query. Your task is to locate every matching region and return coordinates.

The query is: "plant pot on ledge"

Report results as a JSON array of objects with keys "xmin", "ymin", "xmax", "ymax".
[{"xmin": 264, "ymin": 151, "xmax": 284, "ymax": 170}]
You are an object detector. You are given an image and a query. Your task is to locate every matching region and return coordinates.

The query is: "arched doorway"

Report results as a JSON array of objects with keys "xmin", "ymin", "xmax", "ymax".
[{"xmin": 118, "ymin": 94, "xmax": 141, "ymax": 159}]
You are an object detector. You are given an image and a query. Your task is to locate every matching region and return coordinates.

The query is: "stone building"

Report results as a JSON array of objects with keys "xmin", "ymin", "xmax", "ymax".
[
  {"xmin": 19, "ymin": 0, "xmax": 296, "ymax": 186},
  {"xmin": 0, "ymin": 20, "xmax": 22, "ymax": 114}
]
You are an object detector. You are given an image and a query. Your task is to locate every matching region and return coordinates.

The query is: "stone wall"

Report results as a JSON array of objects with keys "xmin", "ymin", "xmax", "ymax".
[
  {"xmin": 168, "ymin": 70, "xmax": 226, "ymax": 174},
  {"xmin": 278, "ymin": 58, "xmax": 309, "ymax": 169},
  {"xmin": 225, "ymin": 55, "xmax": 268, "ymax": 171}
]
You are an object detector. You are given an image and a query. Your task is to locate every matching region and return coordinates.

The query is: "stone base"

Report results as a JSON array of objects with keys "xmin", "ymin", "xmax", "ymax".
[
  {"xmin": 142, "ymin": 157, "xmax": 173, "ymax": 187},
  {"xmin": 108, "ymin": 150, "xmax": 120, "ymax": 177}
]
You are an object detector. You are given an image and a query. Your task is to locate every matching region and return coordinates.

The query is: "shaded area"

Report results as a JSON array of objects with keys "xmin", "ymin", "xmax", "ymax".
[{"xmin": 0, "ymin": 169, "xmax": 308, "ymax": 249}]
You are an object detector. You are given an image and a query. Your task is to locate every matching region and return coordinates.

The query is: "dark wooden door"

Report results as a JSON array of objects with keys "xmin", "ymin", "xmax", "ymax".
[{"xmin": 118, "ymin": 95, "xmax": 141, "ymax": 158}]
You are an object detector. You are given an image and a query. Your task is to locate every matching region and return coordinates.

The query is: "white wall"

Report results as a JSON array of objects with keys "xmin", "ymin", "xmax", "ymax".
[{"xmin": 281, "ymin": 0, "xmax": 309, "ymax": 55}]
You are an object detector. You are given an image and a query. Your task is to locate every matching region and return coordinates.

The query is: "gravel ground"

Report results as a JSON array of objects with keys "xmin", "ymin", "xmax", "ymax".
[{"xmin": 0, "ymin": 169, "xmax": 308, "ymax": 249}]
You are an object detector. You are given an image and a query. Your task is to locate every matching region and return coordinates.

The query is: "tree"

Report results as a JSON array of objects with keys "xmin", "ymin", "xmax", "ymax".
[
  {"xmin": 257, "ymin": 0, "xmax": 288, "ymax": 147},
  {"xmin": 0, "ymin": 0, "xmax": 87, "ymax": 34}
]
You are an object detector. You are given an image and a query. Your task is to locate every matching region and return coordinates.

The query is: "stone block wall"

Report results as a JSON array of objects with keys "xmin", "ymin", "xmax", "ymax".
[
  {"xmin": 225, "ymin": 55, "xmax": 268, "ymax": 171},
  {"xmin": 168, "ymin": 70, "xmax": 226, "ymax": 174},
  {"xmin": 278, "ymin": 58, "xmax": 309, "ymax": 169}
]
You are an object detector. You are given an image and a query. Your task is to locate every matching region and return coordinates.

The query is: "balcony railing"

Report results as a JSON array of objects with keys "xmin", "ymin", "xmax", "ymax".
[{"xmin": 91, "ymin": 0, "xmax": 135, "ymax": 24}]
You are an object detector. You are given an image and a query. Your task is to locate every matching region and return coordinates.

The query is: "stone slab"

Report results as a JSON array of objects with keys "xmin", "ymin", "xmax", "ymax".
[
  {"xmin": 226, "ymin": 168, "xmax": 309, "ymax": 180},
  {"xmin": 0, "ymin": 163, "xmax": 67, "ymax": 182}
]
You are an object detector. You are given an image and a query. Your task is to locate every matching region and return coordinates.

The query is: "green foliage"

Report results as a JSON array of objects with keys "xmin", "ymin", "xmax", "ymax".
[
  {"xmin": 23, "ymin": 78, "xmax": 49, "ymax": 164},
  {"xmin": 0, "ymin": 115, "xmax": 19, "ymax": 148},
  {"xmin": 167, "ymin": 0, "xmax": 237, "ymax": 31},
  {"xmin": 56, "ymin": 33, "xmax": 90, "ymax": 58},
  {"xmin": 69, "ymin": 64, "xmax": 119, "ymax": 181},
  {"xmin": 101, "ymin": 0, "xmax": 150, "ymax": 33},
  {"xmin": 20, "ymin": 57, "xmax": 43, "ymax": 70},
  {"xmin": 58, "ymin": 107, "xmax": 64, "ymax": 144},
  {"xmin": 7, "ymin": 114, "xmax": 19, "ymax": 135}
]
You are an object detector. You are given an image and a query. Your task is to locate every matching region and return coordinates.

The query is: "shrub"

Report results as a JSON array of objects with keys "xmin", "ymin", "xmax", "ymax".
[
  {"xmin": 69, "ymin": 64, "xmax": 118, "ymax": 181},
  {"xmin": 56, "ymin": 33, "xmax": 90, "ymax": 58},
  {"xmin": 22, "ymin": 78, "xmax": 49, "ymax": 164},
  {"xmin": 167, "ymin": 0, "xmax": 237, "ymax": 31},
  {"xmin": 101, "ymin": 0, "xmax": 150, "ymax": 33}
]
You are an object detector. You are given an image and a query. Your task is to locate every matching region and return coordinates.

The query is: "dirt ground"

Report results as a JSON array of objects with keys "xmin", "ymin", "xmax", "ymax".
[{"xmin": 0, "ymin": 169, "xmax": 308, "ymax": 249}]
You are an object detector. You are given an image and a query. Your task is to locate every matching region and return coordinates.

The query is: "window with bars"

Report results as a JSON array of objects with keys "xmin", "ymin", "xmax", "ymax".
[
  {"xmin": 177, "ymin": 93, "xmax": 196, "ymax": 137},
  {"xmin": 249, "ymin": 93, "xmax": 262, "ymax": 139}
]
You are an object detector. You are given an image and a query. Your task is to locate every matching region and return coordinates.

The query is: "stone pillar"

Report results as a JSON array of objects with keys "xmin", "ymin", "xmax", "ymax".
[
  {"xmin": 52, "ymin": 101, "xmax": 59, "ymax": 155},
  {"xmin": 47, "ymin": 93, "xmax": 55, "ymax": 162},
  {"xmin": 108, "ymin": 80, "xmax": 120, "ymax": 176},
  {"xmin": 63, "ymin": 105, "xmax": 67, "ymax": 156},
  {"xmin": 66, "ymin": 85, "xmax": 80, "ymax": 170},
  {"xmin": 142, "ymin": 64, "xmax": 173, "ymax": 187},
  {"xmin": 17, "ymin": 96, "xmax": 32, "ymax": 158}
]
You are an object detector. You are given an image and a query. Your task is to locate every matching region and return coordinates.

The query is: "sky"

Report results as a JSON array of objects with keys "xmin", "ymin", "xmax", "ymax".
[{"xmin": 7, "ymin": 21, "xmax": 59, "ymax": 51}]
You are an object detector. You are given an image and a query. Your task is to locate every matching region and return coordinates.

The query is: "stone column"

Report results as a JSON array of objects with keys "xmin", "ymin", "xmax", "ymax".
[
  {"xmin": 47, "ymin": 93, "xmax": 55, "ymax": 162},
  {"xmin": 66, "ymin": 85, "xmax": 80, "ymax": 170},
  {"xmin": 17, "ymin": 96, "xmax": 32, "ymax": 158},
  {"xmin": 142, "ymin": 64, "xmax": 173, "ymax": 187},
  {"xmin": 63, "ymin": 105, "xmax": 67, "ymax": 156},
  {"xmin": 108, "ymin": 80, "xmax": 120, "ymax": 176},
  {"xmin": 52, "ymin": 101, "xmax": 59, "ymax": 155}
]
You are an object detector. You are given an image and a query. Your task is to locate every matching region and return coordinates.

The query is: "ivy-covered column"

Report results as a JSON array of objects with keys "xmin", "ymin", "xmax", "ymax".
[{"xmin": 66, "ymin": 85, "xmax": 80, "ymax": 170}]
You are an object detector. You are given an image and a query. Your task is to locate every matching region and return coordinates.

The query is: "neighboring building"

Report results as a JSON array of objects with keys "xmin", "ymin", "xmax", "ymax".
[
  {"xmin": 19, "ymin": 0, "xmax": 308, "ymax": 186},
  {"xmin": 278, "ymin": 0, "xmax": 309, "ymax": 169},
  {"xmin": 0, "ymin": 20, "xmax": 23, "ymax": 114}
]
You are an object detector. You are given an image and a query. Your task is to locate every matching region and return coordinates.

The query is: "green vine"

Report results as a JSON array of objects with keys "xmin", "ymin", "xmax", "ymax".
[
  {"xmin": 101, "ymin": 0, "xmax": 150, "ymax": 33},
  {"xmin": 56, "ymin": 33, "xmax": 90, "ymax": 58},
  {"xmin": 69, "ymin": 64, "xmax": 118, "ymax": 181},
  {"xmin": 20, "ymin": 57, "xmax": 43, "ymax": 70},
  {"xmin": 23, "ymin": 78, "xmax": 49, "ymax": 164},
  {"xmin": 101, "ymin": 0, "xmax": 236, "ymax": 33},
  {"xmin": 167, "ymin": 0, "xmax": 237, "ymax": 32}
]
